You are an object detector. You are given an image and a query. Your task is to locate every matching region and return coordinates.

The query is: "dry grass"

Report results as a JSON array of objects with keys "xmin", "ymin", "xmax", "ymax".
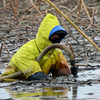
[{"xmin": 0, "ymin": 0, "xmax": 100, "ymax": 65}]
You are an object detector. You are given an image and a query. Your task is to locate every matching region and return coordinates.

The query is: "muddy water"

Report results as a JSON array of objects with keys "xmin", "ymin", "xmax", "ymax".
[
  {"xmin": 0, "ymin": 67, "xmax": 100, "ymax": 100},
  {"xmin": 0, "ymin": 82, "xmax": 100, "ymax": 100},
  {"xmin": 0, "ymin": 84, "xmax": 100, "ymax": 100}
]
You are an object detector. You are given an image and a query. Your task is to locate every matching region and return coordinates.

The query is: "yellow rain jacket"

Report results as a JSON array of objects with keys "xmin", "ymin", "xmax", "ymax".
[{"xmin": 1, "ymin": 13, "xmax": 70, "ymax": 79}]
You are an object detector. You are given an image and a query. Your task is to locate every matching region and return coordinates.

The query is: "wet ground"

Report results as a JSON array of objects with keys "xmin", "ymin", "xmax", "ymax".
[
  {"xmin": 0, "ymin": 0, "xmax": 100, "ymax": 100},
  {"xmin": 0, "ymin": 63, "xmax": 100, "ymax": 100}
]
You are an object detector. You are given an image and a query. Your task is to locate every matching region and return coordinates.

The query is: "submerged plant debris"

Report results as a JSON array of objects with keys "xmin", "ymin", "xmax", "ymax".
[{"xmin": 0, "ymin": 0, "xmax": 100, "ymax": 99}]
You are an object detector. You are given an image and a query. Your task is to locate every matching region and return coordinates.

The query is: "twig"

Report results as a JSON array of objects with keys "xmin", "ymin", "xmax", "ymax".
[
  {"xmin": 29, "ymin": 0, "xmax": 44, "ymax": 18},
  {"xmin": 76, "ymin": 48, "xmax": 91, "ymax": 56},
  {"xmin": 86, "ymin": 8, "xmax": 95, "ymax": 30},
  {"xmin": 63, "ymin": 10, "xmax": 100, "ymax": 28},
  {"xmin": 78, "ymin": 0, "xmax": 82, "ymax": 19},
  {"xmin": 0, "ymin": 43, "xmax": 12, "ymax": 58},
  {"xmin": 81, "ymin": 0, "xmax": 92, "ymax": 23},
  {"xmin": 10, "ymin": 0, "xmax": 16, "ymax": 21},
  {"xmin": 0, "ymin": 35, "xmax": 12, "ymax": 42},
  {"xmin": 0, "ymin": 3, "xmax": 10, "ymax": 11},
  {"xmin": 17, "ymin": 16, "xmax": 24, "ymax": 28},
  {"xmin": 62, "ymin": 14, "xmax": 80, "ymax": 44},
  {"xmin": 65, "ymin": 43, "xmax": 75, "ymax": 58}
]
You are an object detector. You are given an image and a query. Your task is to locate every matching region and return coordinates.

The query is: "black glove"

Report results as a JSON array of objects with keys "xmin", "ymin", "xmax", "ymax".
[
  {"xmin": 70, "ymin": 67, "xmax": 78, "ymax": 77},
  {"xmin": 70, "ymin": 60, "xmax": 75, "ymax": 67},
  {"xmin": 28, "ymin": 71, "xmax": 47, "ymax": 81},
  {"xmin": 70, "ymin": 60, "xmax": 78, "ymax": 77}
]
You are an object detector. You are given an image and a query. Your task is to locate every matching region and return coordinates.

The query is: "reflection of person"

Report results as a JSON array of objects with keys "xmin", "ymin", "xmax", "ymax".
[
  {"xmin": 5, "ymin": 86, "xmax": 69, "ymax": 99},
  {"xmin": 1, "ymin": 13, "xmax": 71, "ymax": 80}
]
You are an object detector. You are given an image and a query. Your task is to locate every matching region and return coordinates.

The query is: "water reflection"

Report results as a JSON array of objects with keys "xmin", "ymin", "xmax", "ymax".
[
  {"xmin": 3, "ymin": 84, "xmax": 100, "ymax": 99},
  {"xmin": 0, "ymin": 88, "xmax": 12, "ymax": 99},
  {"xmin": 5, "ymin": 86, "xmax": 69, "ymax": 99},
  {"xmin": 72, "ymin": 86, "xmax": 78, "ymax": 99}
]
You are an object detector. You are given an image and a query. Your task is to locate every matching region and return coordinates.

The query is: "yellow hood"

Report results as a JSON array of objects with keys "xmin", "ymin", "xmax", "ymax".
[{"xmin": 36, "ymin": 13, "xmax": 59, "ymax": 52}]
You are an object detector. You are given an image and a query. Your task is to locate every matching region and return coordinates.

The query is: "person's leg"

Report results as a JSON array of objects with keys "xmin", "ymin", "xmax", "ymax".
[{"xmin": 1, "ymin": 61, "xmax": 19, "ymax": 77}]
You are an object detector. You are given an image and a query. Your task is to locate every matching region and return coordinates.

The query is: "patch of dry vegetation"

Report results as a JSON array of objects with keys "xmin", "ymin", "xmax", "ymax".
[{"xmin": 0, "ymin": 0, "xmax": 100, "ymax": 65}]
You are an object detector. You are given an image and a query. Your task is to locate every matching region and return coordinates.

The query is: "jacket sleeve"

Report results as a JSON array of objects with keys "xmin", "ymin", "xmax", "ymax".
[
  {"xmin": 17, "ymin": 59, "xmax": 42, "ymax": 79},
  {"xmin": 11, "ymin": 41, "xmax": 42, "ymax": 79}
]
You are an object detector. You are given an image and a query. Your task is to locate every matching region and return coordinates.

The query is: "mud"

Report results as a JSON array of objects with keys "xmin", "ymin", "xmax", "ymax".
[
  {"xmin": 0, "ymin": 0, "xmax": 100, "ymax": 99},
  {"xmin": 0, "ymin": 66, "xmax": 100, "ymax": 100}
]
